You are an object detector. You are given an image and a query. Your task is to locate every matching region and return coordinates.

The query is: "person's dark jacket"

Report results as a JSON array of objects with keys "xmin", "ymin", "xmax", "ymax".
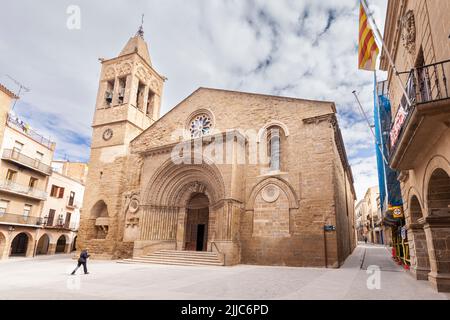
[{"xmin": 78, "ymin": 250, "xmax": 90, "ymax": 263}]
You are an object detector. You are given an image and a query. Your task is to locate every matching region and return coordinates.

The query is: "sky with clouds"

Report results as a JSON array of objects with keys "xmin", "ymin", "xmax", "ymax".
[{"xmin": 0, "ymin": 0, "xmax": 388, "ymax": 200}]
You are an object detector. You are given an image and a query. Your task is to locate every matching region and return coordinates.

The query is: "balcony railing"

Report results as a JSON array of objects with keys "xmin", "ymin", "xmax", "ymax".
[
  {"xmin": 0, "ymin": 212, "xmax": 43, "ymax": 226},
  {"xmin": 2, "ymin": 149, "xmax": 52, "ymax": 175},
  {"xmin": 6, "ymin": 113, "xmax": 56, "ymax": 149},
  {"xmin": 390, "ymin": 59, "xmax": 450, "ymax": 156},
  {"xmin": 0, "ymin": 180, "xmax": 47, "ymax": 200},
  {"xmin": 66, "ymin": 200, "xmax": 81, "ymax": 209}
]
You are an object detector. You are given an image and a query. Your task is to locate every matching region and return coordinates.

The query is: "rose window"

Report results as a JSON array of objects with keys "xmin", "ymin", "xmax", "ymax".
[{"xmin": 189, "ymin": 114, "xmax": 212, "ymax": 138}]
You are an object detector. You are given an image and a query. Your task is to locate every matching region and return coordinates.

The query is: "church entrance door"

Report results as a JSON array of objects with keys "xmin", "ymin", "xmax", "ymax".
[{"xmin": 185, "ymin": 193, "xmax": 209, "ymax": 252}]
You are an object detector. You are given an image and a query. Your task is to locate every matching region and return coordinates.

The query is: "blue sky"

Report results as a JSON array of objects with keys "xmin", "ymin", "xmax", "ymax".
[{"xmin": 0, "ymin": 0, "xmax": 388, "ymax": 200}]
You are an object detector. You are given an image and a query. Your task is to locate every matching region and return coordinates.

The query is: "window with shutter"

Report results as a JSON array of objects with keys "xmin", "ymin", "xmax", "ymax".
[{"xmin": 58, "ymin": 187, "xmax": 65, "ymax": 198}]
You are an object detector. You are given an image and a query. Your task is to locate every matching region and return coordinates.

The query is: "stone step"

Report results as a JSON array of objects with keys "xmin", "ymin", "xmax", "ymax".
[
  {"xmin": 158, "ymin": 250, "xmax": 219, "ymax": 256},
  {"xmin": 119, "ymin": 250, "xmax": 224, "ymax": 266},
  {"xmin": 150, "ymin": 251, "xmax": 219, "ymax": 258},
  {"xmin": 127, "ymin": 257, "xmax": 223, "ymax": 265},
  {"xmin": 136, "ymin": 255, "xmax": 221, "ymax": 263},
  {"xmin": 119, "ymin": 259, "xmax": 223, "ymax": 266}
]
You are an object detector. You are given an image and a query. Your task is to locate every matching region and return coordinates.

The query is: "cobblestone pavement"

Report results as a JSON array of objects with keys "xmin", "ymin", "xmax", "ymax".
[{"xmin": 0, "ymin": 243, "xmax": 449, "ymax": 300}]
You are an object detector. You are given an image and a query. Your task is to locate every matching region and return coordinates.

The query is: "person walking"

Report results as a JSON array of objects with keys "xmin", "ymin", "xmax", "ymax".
[
  {"xmin": 71, "ymin": 249, "xmax": 90, "ymax": 275},
  {"xmin": 364, "ymin": 236, "xmax": 368, "ymax": 244}
]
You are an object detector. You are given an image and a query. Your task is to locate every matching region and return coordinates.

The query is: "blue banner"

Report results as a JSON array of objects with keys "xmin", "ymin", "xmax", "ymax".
[{"xmin": 374, "ymin": 76, "xmax": 403, "ymax": 218}]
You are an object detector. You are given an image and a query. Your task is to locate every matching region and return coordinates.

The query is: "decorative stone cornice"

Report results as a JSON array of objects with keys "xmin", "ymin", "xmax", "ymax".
[
  {"xmin": 407, "ymin": 222, "xmax": 425, "ymax": 230},
  {"xmin": 137, "ymin": 129, "xmax": 247, "ymax": 157},
  {"xmin": 424, "ymin": 216, "xmax": 450, "ymax": 228},
  {"xmin": 302, "ymin": 113, "xmax": 335, "ymax": 125}
]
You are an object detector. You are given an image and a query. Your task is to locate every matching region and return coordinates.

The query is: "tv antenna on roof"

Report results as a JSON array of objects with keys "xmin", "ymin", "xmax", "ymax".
[{"xmin": 5, "ymin": 74, "xmax": 30, "ymax": 111}]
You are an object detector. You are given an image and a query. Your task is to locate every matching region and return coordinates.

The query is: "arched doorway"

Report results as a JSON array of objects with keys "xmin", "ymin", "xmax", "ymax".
[
  {"xmin": 0, "ymin": 232, "xmax": 6, "ymax": 259},
  {"xmin": 36, "ymin": 234, "xmax": 50, "ymax": 255},
  {"xmin": 10, "ymin": 233, "xmax": 30, "ymax": 257},
  {"xmin": 427, "ymin": 169, "xmax": 450, "ymax": 216},
  {"xmin": 71, "ymin": 236, "xmax": 77, "ymax": 252},
  {"xmin": 426, "ymin": 168, "xmax": 450, "ymax": 291},
  {"xmin": 185, "ymin": 193, "xmax": 210, "ymax": 252},
  {"xmin": 90, "ymin": 200, "xmax": 109, "ymax": 239},
  {"xmin": 408, "ymin": 195, "xmax": 430, "ymax": 280},
  {"xmin": 55, "ymin": 235, "xmax": 67, "ymax": 253}
]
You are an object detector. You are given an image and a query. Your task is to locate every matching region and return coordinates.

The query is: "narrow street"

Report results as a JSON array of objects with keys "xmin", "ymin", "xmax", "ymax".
[{"xmin": 0, "ymin": 243, "xmax": 448, "ymax": 300}]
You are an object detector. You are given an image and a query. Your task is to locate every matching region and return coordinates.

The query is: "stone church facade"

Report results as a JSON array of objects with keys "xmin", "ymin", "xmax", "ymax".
[{"xmin": 77, "ymin": 30, "xmax": 356, "ymax": 267}]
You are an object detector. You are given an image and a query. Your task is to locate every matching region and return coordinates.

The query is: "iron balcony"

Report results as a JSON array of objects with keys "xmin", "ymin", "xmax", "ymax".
[
  {"xmin": 389, "ymin": 59, "xmax": 450, "ymax": 170},
  {"xmin": 0, "ymin": 179, "xmax": 48, "ymax": 200},
  {"xmin": 0, "ymin": 212, "xmax": 43, "ymax": 227},
  {"xmin": 2, "ymin": 149, "xmax": 52, "ymax": 176}
]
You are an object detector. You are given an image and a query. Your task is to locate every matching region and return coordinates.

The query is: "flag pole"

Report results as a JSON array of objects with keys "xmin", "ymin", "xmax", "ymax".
[
  {"xmin": 352, "ymin": 89, "xmax": 389, "ymax": 166},
  {"xmin": 361, "ymin": 0, "xmax": 412, "ymax": 108}
]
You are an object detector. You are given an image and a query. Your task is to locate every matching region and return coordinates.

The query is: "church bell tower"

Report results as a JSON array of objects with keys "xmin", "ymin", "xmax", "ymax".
[{"xmin": 78, "ymin": 24, "xmax": 165, "ymax": 258}]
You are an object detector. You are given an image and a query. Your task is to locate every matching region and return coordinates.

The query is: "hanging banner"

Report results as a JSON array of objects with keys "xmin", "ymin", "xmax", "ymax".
[{"xmin": 390, "ymin": 105, "xmax": 407, "ymax": 148}]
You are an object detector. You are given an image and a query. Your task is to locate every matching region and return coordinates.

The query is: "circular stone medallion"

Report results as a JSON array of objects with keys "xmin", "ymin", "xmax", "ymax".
[
  {"xmin": 128, "ymin": 198, "xmax": 140, "ymax": 213},
  {"xmin": 262, "ymin": 184, "xmax": 280, "ymax": 203}
]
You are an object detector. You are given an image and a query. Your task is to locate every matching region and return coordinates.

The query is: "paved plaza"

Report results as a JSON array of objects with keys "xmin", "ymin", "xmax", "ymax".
[{"xmin": 0, "ymin": 244, "xmax": 448, "ymax": 300}]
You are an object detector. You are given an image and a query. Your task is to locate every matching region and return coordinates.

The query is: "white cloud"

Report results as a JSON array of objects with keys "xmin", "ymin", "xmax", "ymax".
[{"xmin": 0, "ymin": 0, "xmax": 388, "ymax": 201}]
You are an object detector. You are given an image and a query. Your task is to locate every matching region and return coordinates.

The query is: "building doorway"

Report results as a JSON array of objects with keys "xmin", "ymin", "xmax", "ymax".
[
  {"xmin": 0, "ymin": 232, "xmax": 6, "ymax": 259},
  {"xmin": 36, "ymin": 234, "xmax": 50, "ymax": 255},
  {"xmin": 55, "ymin": 235, "xmax": 67, "ymax": 253},
  {"xmin": 185, "ymin": 193, "xmax": 209, "ymax": 252},
  {"xmin": 10, "ymin": 233, "xmax": 29, "ymax": 257},
  {"xmin": 71, "ymin": 236, "xmax": 77, "ymax": 252}
]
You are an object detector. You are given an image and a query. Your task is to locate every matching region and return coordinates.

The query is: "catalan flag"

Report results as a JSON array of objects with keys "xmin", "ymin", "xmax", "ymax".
[{"xmin": 358, "ymin": 2, "xmax": 379, "ymax": 70}]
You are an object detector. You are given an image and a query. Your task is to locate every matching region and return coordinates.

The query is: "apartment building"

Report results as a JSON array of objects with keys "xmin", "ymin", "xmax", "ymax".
[
  {"xmin": 36, "ymin": 164, "xmax": 86, "ymax": 255},
  {"xmin": 0, "ymin": 83, "xmax": 87, "ymax": 259},
  {"xmin": 381, "ymin": 0, "xmax": 450, "ymax": 291}
]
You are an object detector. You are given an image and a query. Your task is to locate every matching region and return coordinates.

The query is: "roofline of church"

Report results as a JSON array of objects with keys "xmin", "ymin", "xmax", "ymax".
[
  {"xmin": 130, "ymin": 86, "xmax": 337, "ymax": 145},
  {"xmin": 197, "ymin": 87, "xmax": 337, "ymax": 110}
]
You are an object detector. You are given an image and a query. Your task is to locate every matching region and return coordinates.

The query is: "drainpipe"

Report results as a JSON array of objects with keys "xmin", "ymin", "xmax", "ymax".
[{"xmin": 323, "ymin": 226, "xmax": 328, "ymax": 268}]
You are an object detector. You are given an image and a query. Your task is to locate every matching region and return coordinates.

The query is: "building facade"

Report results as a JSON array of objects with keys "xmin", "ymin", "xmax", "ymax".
[
  {"xmin": 37, "ymin": 164, "xmax": 87, "ymax": 255},
  {"xmin": 355, "ymin": 200, "xmax": 365, "ymax": 242},
  {"xmin": 381, "ymin": 0, "xmax": 450, "ymax": 291},
  {"xmin": 52, "ymin": 160, "xmax": 89, "ymax": 185},
  {"xmin": 355, "ymin": 186, "xmax": 392, "ymax": 246},
  {"xmin": 0, "ymin": 84, "xmax": 87, "ymax": 260},
  {"xmin": 77, "ymin": 31, "xmax": 357, "ymax": 268}
]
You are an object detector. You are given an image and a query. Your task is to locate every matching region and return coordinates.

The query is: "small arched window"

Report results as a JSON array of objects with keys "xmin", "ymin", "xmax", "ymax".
[
  {"xmin": 266, "ymin": 126, "xmax": 286, "ymax": 172},
  {"xmin": 268, "ymin": 127, "xmax": 280, "ymax": 171}
]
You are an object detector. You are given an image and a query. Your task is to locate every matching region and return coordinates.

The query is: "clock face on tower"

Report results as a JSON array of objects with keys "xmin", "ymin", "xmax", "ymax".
[{"xmin": 102, "ymin": 129, "xmax": 113, "ymax": 141}]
